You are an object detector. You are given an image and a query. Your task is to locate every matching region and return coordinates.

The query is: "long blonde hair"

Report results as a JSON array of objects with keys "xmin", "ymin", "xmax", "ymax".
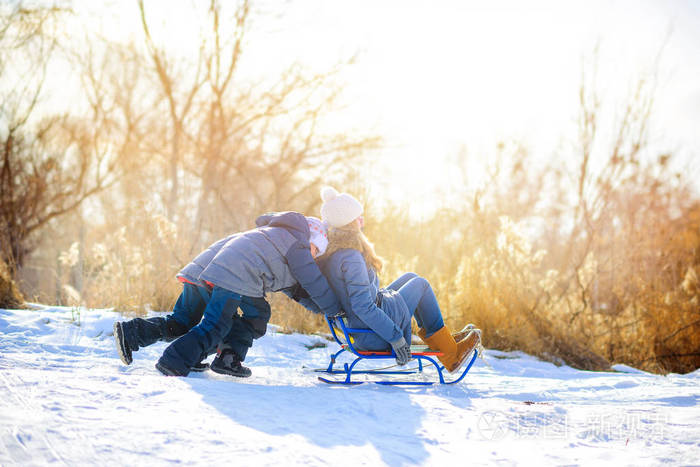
[{"xmin": 325, "ymin": 221, "xmax": 384, "ymax": 272}]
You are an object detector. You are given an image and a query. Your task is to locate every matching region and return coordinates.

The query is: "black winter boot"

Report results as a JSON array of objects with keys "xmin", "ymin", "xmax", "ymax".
[
  {"xmin": 155, "ymin": 359, "xmax": 186, "ymax": 376},
  {"xmin": 113, "ymin": 321, "xmax": 133, "ymax": 365},
  {"xmin": 155, "ymin": 354, "xmax": 209, "ymax": 376},
  {"xmin": 190, "ymin": 361, "xmax": 210, "ymax": 372},
  {"xmin": 114, "ymin": 317, "xmax": 188, "ymax": 365},
  {"xmin": 210, "ymin": 349, "xmax": 252, "ymax": 378}
]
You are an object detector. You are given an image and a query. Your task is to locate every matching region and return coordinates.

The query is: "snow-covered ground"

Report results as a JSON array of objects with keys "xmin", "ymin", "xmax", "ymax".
[{"xmin": 1, "ymin": 305, "xmax": 699, "ymax": 466}]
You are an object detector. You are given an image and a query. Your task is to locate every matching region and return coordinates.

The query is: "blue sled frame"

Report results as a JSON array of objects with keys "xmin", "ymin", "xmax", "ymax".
[{"xmin": 316, "ymin": 315, "xmax": 478, "ymax": 386}]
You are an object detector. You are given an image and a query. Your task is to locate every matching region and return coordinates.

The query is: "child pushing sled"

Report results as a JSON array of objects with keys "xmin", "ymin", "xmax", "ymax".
[
  {"xmin": 114, "ymin": 188, "xmax": 482, "ymax": 383},
  {"xmin": 114, "ymin": 211, "xmax": 341, "ymax": 377}
]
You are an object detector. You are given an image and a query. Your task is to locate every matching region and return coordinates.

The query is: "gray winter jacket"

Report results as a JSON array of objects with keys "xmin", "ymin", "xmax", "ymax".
[
  {"xmin": 177, "ymin": 212, "xmax": 341, "ymax": 316},
  {"xmin": 319, "ymin": 248, "xmax": 412, "ymax": 351}
]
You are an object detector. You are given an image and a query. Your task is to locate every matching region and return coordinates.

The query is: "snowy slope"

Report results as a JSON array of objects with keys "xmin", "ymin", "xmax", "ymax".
[{"xmin": 1, "ymin": 305, "xmax": 699, "ymax": 466}]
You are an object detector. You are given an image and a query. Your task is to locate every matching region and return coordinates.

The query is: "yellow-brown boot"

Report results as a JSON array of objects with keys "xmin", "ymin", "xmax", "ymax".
[
  {"xmin": 418, "ymin": 324, "xmax": 478, "ymax": 343},
  {"xmin": 422, "ymin": 326, "xmax": 480, "ymax": 373}
]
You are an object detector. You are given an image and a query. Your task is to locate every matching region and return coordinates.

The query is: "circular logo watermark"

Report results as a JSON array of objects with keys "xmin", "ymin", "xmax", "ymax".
[{"xmin": 476, "ymin": 410, "xmax": 510, "ymax": 441}]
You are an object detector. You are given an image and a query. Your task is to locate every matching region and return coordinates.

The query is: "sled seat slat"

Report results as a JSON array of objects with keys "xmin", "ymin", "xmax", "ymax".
[{"xmin": 340, "ymin": 344, "xmax": 444, "ymax": 357}]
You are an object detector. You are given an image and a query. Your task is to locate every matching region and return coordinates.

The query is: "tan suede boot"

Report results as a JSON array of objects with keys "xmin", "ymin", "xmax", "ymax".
[
  {"xmin": 418, "ymin": 324, "xmax": 479, "ymax": 343},
  {"xmin": 421, "ymin": 326, "xmax": 480, "ymax": 373}
]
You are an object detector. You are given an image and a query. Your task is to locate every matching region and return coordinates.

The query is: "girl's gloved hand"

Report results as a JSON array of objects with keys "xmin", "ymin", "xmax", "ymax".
[{"xmin": 390, "ymin": 337, "xmax": 411, "ymax": 366}]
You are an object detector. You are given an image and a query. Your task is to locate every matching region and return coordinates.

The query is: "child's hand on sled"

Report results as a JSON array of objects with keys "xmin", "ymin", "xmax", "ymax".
[{"xmin": 390, "ymin": 337, "xmax": 411, "ymax": 366}]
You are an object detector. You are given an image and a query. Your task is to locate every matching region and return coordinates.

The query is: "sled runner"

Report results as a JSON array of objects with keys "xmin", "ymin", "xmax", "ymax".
[{"xmin": 316, "ymin": 315, "xmax": 478, "ymax": 385}]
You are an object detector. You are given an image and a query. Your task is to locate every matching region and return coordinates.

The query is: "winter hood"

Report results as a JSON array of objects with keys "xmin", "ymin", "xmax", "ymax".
[{"xmin": 255, "ymin": 211, "xmax": 311, "ymax": 246}]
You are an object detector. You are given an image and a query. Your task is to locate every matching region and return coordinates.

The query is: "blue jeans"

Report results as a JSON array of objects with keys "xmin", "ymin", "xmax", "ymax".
[{"xmin": 388, "ymin": 273, "xmax": 445, "ymax": 338}]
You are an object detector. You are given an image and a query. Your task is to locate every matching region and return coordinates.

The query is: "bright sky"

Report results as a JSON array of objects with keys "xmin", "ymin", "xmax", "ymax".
[{"xmin": 74, "ymin": 0, "xmax": 700, "ymax": 216}]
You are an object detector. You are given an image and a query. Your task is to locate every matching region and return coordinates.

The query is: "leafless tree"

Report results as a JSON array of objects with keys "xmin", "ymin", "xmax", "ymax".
[
  {"xmin": 0, "ymin": 3, "xmax": 132, "ymax": 275},
  {"xmin": 136, "ymin": 0, "xmax": 379, "ymax": 242}
]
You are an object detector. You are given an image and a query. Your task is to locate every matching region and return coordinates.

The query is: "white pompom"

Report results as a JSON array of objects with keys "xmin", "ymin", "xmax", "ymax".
[{"xmin": 320, "ymin": 186, "xmax": 339, "ymax": 202}]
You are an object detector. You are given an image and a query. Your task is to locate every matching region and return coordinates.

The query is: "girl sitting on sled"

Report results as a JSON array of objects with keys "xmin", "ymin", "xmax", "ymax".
[{"xmin": 315, "ymin": 187, "xmax": 481, "ymax": 372}]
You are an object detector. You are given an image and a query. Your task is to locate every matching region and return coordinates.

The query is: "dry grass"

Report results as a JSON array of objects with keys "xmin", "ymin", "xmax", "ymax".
[
  {"xmin": 44, "ymin": 184, "xmax": 700, "ymax": 375},
  {"xmin": 56, "ymin": 208, "xmax": 189, "ymax": 313},
  {"xmin": 268, "ymin": 294, "xmax": 329, "ymax": 335},
  {"xmin": 42, "ymin": 196, "xmax": 700, "ymax": 375},
  {"xmin": 362, "ymin": 204, "xmax": 700, "ymax": 374}
]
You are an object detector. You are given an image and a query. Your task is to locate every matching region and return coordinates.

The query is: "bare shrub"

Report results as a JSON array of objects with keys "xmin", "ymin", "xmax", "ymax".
[{"xmin": 0, "ymin": 259, "xmax": 24, "ymax": 308}]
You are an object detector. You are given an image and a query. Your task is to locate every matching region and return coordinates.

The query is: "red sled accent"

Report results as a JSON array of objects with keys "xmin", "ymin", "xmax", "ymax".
[{"xmin": 341, "ymin": 344, "xmax": 444, "ymax": 357}]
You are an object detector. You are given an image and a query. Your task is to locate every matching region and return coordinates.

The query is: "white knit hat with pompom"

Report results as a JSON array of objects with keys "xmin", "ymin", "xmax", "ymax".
[{"xmin": 320, "ymin": 186, "xmax": 364, "ymax": 228}]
